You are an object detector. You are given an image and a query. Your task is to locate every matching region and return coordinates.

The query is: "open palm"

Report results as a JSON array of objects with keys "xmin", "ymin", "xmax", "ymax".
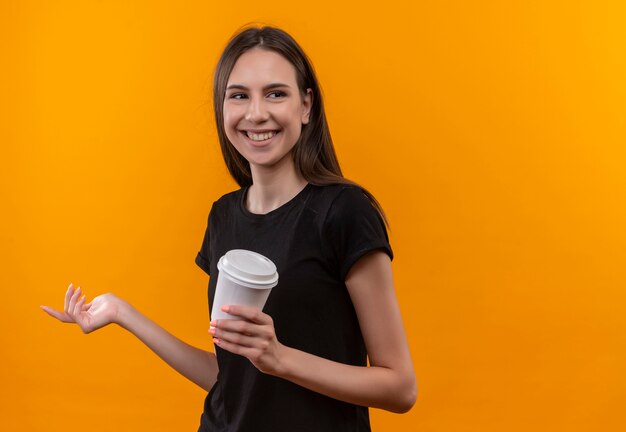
[{"xmin": 41, "ymin": 283, "xmax": 122, "ymax": 333}]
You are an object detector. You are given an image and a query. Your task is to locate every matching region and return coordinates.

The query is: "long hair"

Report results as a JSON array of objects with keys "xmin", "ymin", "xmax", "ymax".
[{"xmin": 213, "ymin": 25, "xmax": 388, "ymax": 226}]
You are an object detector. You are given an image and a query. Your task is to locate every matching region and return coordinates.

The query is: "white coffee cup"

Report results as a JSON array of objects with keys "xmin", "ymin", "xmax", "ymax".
[{"xmin": 211, "ymin": 249, "xmax": 279, "ymax": 321}]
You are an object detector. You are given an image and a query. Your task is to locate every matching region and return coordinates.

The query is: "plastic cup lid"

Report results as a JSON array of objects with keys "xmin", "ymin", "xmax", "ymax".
[{"xmin": 217, "ymin": 249, "xmax": 279, "ymax": 288}]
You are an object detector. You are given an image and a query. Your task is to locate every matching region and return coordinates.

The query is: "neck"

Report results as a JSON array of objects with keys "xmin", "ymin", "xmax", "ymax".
[{"xmin": 247, "ymin": 158, "xmax": 307, "ymax": 214}]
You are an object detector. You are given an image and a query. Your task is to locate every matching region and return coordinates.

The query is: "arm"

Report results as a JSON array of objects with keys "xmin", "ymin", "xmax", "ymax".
[
  {"xmin": 117, "ymin": 302, "xmax": 218, "ymax": 392},
  {"xmin": 210, "ymin": 251, "xmax": 417, "ymax": 413},
  {"xmin": 41, "ymin": 284, "xmax": 218, "ymax": 392}
]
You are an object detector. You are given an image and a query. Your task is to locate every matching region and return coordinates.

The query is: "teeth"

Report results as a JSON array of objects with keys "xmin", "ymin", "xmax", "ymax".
[{"xmin": 246, "ymin": 131, "xmax": 276, "ymax": 141}]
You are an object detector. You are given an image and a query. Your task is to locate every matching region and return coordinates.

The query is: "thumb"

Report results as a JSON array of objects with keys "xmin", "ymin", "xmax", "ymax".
[{"xmin": 40, "ymin": 305, "xmax": 73, "ymax": 323}]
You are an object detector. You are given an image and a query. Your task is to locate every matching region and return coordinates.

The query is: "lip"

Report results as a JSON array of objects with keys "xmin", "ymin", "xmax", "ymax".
[
  {"xmin": 242, "ymin": 129, "xmax": 279, "ymax": 134},
  {"xmin": 239, "ymin": 130, "xmax": 280, "ymax": 146}
]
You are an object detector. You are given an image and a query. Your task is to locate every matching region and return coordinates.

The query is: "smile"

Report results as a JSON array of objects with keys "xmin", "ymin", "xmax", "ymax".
[{"xmin": 242, "ymin": 130, "xmax": 279, "ymax": 143}]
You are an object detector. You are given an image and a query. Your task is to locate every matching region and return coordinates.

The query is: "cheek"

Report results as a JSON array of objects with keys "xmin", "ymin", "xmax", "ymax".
[
  {"xmin": 223, "ymin": 103, "xmax": 244, "ymax": 128},
  {"xmin": 222, "ymin": 109, "xmax": 235, "ymax": 130},
  {"xmin": 276, "ymin": 106, "xmax": 303, "ymax": 131},
  {"xmin": 222, "ymin": 113, "xmax": 239, "ymax": 144}
]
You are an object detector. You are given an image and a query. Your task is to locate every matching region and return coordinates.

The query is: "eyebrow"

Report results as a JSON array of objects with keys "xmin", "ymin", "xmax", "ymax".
[{"xmin": 226, "ymin": 82, "xmax": 292, "ymax": 91}]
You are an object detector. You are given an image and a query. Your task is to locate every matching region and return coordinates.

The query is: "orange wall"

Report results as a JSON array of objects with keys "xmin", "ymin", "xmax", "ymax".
[{"xmin": 2, "ymin": 1, "xmax": 625, "ymax": 430}]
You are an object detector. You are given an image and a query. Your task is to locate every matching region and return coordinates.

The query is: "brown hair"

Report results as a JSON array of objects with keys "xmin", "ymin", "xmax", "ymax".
[{"xmin": 213, "ymin": 25, "xmax": 388, "ymax": 226}]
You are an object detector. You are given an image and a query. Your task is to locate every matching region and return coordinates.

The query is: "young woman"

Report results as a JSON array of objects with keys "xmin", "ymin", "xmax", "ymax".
[{"xmin": 41, "ymin": 26, "xmax": 416, "ymax": 431}]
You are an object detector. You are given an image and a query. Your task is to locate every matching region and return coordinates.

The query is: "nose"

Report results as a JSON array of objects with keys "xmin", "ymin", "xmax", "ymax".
[{"xmin": 245, "ymin": 96, "xmax": 269, "ymax": 123}]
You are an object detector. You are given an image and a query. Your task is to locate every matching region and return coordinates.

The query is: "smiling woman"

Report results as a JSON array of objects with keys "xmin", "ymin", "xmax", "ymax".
[
  {"xmin": 41, "ymin": 25, "xmax": 416, "ymax": 432},
  {"xmin": 222, "ymin": 48, "xmax": 312, "ymax": 178}
]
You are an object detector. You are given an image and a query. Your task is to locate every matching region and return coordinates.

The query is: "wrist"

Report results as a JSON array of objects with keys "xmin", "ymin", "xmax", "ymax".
[
  {"xmin": 115, "ymin": 300, "xmax": 137, "ymax": 330},
  {"xmin": 273, "ymin": 343, "xmax": 294, "ymax": 379}
]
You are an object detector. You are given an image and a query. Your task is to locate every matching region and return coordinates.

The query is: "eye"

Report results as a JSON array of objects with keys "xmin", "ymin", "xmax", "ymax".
[
  {"xmin": 228, "ymin": 93, "xmax": 247, "ymax": 100},
  {"xmin": 267, "ymin": 91, "xmax": 286, "ymax": 98}
]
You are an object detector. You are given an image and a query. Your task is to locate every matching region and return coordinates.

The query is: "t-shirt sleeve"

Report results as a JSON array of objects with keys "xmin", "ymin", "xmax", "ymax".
[
  {"xmin": 195, "ymin": 205, "xmax": 213, "ymax": 276},
  {"xmin": 325, "ymin": 187, "xmax": 393, "ymax": 281}
]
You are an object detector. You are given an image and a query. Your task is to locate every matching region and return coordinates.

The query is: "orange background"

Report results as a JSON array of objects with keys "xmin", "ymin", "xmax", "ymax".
[{"xmin": 2, "ymin": 1, "xmax": 625, "ymax": 430}]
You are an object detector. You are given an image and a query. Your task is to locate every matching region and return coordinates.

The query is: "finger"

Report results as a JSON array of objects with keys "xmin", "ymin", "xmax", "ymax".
[
  {"xmin": 221, "ymin": 305, "xmax": 271, "ymax": 324},
  {"xmin": 73, "ymin": 294, "xmax": 87, "ymax": 316},
  {"xmin": 40, "ymin": 306, "xmax": 74, "ymax": 323},
  {"xmin": 210, "ymin": 326, "xmax": 257, "ymax": 348},
  {"xmin": 213, "ymin": 337, "xmax": 256, "ymax": 359},
  {"xmin": 68, "ymin": 286, "xmax": 82, "ymax": 317},
  {"xmin": 212, "ymin": 318, "xmax": 259, "ymax": 338},
  {"xmin": 64, "ymin": 283, "xmax": 74, "ymax": 313}
]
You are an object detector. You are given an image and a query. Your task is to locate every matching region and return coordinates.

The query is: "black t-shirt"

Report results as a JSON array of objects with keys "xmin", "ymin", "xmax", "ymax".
[{"xmin": 195, "ymin": 183, "xmax": 393, "ymax": 432}]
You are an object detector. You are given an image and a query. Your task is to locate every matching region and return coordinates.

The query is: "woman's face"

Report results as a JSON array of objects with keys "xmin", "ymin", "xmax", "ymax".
[{"xmin": 223, "ymin": 48, "xmax": 312, "ymax": 172}]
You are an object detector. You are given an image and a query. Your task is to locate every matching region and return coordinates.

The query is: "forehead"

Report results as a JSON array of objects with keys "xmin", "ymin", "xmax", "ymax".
[{"xmin": 227, "ymin": 48, "xmax": 298, "ymax": 86}]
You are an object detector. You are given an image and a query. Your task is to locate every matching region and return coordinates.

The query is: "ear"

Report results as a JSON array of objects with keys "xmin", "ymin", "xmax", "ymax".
[{"xmin": 301, "ymin": 88, "xmax": 313, "ymax": 125}]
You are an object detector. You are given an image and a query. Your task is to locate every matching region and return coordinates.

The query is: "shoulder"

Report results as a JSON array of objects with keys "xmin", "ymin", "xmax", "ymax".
[
  {"xmin": 204, "ymin": 188, "xmax": 246, "ymax": 227},
  {"xmin": 307, "ymin": 183, "xmax": 371, "ymax": 212},
  {"xmin": 214, "ymin": 187, "xmax": 244, "ymax": 206},
  {"xmin": 305, "ymin": 183, "xmax": 385, "ymax": 234},
  {"xmin": 309, "ymin": 183, "xmax": 378, "ymax": 218},
  {"xmin": 210, "ymin": 188, "xmax": 244, "ymax": 213}
]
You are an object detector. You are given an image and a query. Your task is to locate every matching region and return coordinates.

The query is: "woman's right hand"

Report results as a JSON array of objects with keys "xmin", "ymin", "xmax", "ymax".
[{"xmin": 41, "ymin": 283, "xmax": 127, "ymax": 333}]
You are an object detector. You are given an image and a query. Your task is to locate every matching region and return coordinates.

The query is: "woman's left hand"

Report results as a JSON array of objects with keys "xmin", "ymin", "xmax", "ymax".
[{"xmin": 209, "ymin": 305, "xmax": 285, "ymax": 376}]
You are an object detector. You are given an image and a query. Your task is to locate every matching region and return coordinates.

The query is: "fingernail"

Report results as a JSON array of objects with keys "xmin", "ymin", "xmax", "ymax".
[
  {"xmin": 221, "ymin": 305, "xmax": 230, "ymax": 312},
  {"xmin": 208, "ymin": 327, "xmax": 215, "ymax": 335},
  {"xmin": 68, "ymin": 283, "xmax": 73, "ymax": 289},
  {"xmin": 213, "ymin": 338, "xmax": 220, "ymax": 345}
]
